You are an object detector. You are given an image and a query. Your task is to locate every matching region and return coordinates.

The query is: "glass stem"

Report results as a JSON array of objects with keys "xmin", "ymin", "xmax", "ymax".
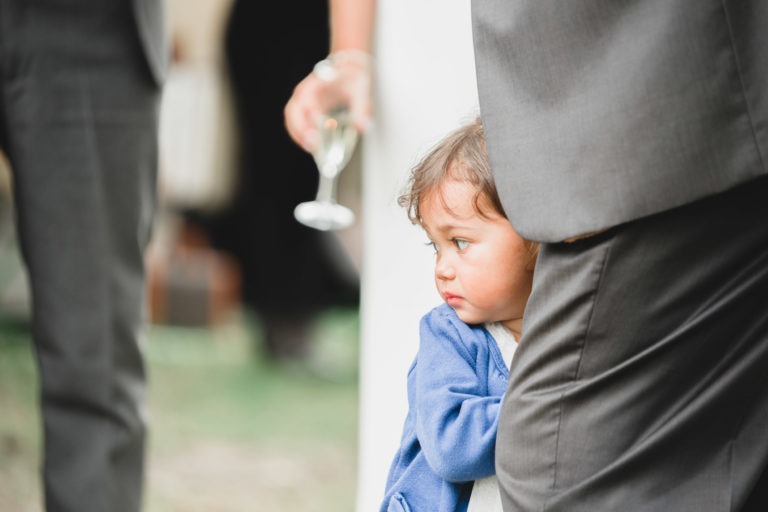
[{"xmin": 316, "ymin": 171, "xmax": 339, "ymax": 204}]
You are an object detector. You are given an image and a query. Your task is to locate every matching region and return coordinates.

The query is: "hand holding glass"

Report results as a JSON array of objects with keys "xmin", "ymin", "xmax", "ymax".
[{"xmin": 294, "ymin": 57, "xmax": 362, "ymax": 231}]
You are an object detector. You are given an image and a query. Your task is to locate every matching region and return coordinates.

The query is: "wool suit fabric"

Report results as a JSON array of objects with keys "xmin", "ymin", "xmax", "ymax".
[
  {"xmin": 472, "ymin": 1, "xmax": 768, "ymax": 510},
  {"xmin": 0, "ymin": 0, "xmax": 167, "ymax": 510}
]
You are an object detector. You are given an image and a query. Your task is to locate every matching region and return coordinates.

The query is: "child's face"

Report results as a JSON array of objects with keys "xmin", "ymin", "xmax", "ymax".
[{"xmin": 421, "ymin": 179, "xmax": 533, "ymax": 335}]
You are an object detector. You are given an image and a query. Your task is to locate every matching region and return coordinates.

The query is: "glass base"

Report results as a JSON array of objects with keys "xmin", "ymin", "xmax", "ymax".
[{"xmin": 294, "ymin": 201, "xmax": 355, "ymax": 231}]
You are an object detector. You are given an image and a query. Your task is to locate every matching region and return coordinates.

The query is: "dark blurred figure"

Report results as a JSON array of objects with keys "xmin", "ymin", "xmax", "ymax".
[
  {"xmin": 0, "ymin": 0, "xmax": 166, "ymax": 510},
  {"xmin": 185, "ymin": 0, "xmax": 359, "ymax": 362}
]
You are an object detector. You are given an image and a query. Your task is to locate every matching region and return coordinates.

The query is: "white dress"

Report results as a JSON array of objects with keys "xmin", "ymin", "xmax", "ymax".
[{"xmin": 466, "ymin": 322, "xmax": 518, "ymax": 512}]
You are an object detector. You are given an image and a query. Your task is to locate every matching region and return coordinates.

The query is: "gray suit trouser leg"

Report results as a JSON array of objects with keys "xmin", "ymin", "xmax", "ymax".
[
  {"xmin": 0, "ymin": 1, "xmax": 159, "ymax": 510},
  {"xmin": 497, "ymin": 176, "xmax": 768, "ymax": 511}
]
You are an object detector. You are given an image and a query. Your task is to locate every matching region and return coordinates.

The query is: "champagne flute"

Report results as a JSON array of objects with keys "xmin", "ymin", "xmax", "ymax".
[{"xmin": 294, "ymin": 58, "xmax": 361, "ymax": 231}]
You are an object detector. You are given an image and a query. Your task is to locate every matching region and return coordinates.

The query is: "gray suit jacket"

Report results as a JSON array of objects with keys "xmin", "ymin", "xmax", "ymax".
[
  {"xmin": 472, "ymin": 0, "xmax": 768, "ymax": 242},
  {"xmin": 132, "ymin": 0, "xmax": 169, "ymax": 85}
]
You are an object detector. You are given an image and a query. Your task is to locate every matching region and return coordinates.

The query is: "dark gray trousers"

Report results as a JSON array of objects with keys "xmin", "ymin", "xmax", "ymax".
[
  {"xmin": 0, "ymin": 1, "xmax": 159, "ymax": 510},
  {"xmin": 497, "ymin": 176, "xmax": 768, "ymax": 511}
]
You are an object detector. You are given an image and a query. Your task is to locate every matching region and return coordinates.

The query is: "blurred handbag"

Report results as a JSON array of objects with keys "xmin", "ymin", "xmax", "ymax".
[{"xmin": 159, "ymin": 61, "xmax": 238, "ymax": 213}]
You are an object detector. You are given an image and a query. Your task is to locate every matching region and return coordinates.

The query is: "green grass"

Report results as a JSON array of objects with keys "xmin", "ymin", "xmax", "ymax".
[
  {"xmin": 0, "ymin": 320, "xmax": 43, "ymax": 512},
  {"xmin": 0, "ymin": 308, "xmax": 360, "ymax": 512}
]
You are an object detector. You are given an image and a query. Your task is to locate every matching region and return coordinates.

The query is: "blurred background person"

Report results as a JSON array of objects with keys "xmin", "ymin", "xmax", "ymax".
[
  {"xmin": 182, "ymin": 0, "xmax": 361, "ymax": 363},
  {"xmin": 0, "ymin": 0, "xmax": 167, "ymax": 511}
]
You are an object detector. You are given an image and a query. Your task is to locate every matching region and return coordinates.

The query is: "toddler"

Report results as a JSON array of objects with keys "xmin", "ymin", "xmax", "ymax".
[{"xmin": 380, "ymin": 116, "xmax": 538, "ymax": 512}]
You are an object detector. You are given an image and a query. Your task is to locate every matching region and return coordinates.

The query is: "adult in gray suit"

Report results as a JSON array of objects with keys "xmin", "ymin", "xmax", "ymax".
[
  {"xmin": 0, "ymin": 1, "xmax": 167, "ymax": 510},
  {"xmin": 286, "ymin": 0, "xmax": 768, "ymax": 510},
  {"xmin": 473, "ymin": 1, "xmax": 768, "ymax": 510}
]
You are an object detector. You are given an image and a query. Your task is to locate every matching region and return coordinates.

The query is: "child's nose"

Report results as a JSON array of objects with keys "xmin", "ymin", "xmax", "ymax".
[{"xmin": 435, "ymin": 256, "xmax": 455, "ymax": 280}]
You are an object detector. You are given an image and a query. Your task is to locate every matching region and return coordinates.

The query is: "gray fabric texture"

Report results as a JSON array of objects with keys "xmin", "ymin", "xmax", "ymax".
[
  {"xmin": 497, "ymin": 177, "xmax": 768, "ymax": 511},
  {"xmin": 0, "ymin": 0, "xmax": 164, "ymax": 510},
  {"xmin": 472, "ymin": 0, "xmax": 768, "ymax": 242},
  {"xmin": 471, "ymin": 2, "xmax": 768, "ymax": 510}
]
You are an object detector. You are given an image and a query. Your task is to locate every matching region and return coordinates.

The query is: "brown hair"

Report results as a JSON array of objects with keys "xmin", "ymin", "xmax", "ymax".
[
  {"xmin": 398, "ymin": 116, "xmax": 505, "ymax": 224},
  {"xmin": 398, "ymin": 115, "xmax": 538, "ymax": 267}
]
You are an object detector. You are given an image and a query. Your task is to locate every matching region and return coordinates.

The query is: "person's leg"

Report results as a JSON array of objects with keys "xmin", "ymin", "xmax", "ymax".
[
  {"xmin": 1, "ymin": 1, "xmax": 159, "ymax": 510},
  {"xmin": 497, "ymin": 176, "xmax": 768, "ymax": 511}
]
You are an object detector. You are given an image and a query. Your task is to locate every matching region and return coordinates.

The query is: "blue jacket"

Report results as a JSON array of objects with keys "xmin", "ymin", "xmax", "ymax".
[{"xmin": 380, "ymin": 304, "xmax": 511, "ymax": 512}]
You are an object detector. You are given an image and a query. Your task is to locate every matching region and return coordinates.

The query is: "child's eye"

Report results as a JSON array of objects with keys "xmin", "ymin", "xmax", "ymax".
[
  {"xmin": 453, "ymin": 239, "xmax": 469, "ymax": 251},
  {"xmin": 425, "ymin": 241, "xmax": 439, "ymax": 254}
]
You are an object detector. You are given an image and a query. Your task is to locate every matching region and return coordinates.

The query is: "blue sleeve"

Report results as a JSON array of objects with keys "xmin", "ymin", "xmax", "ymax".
[{"xmin": 413, "ymin": 306, "xmax": 502, "ymax": 483}]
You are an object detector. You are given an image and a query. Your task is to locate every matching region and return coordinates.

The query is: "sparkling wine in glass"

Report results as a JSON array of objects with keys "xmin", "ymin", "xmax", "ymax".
[{"xmin": 294, "ymin": 106, "xmax": 359, "ymax": 231}]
